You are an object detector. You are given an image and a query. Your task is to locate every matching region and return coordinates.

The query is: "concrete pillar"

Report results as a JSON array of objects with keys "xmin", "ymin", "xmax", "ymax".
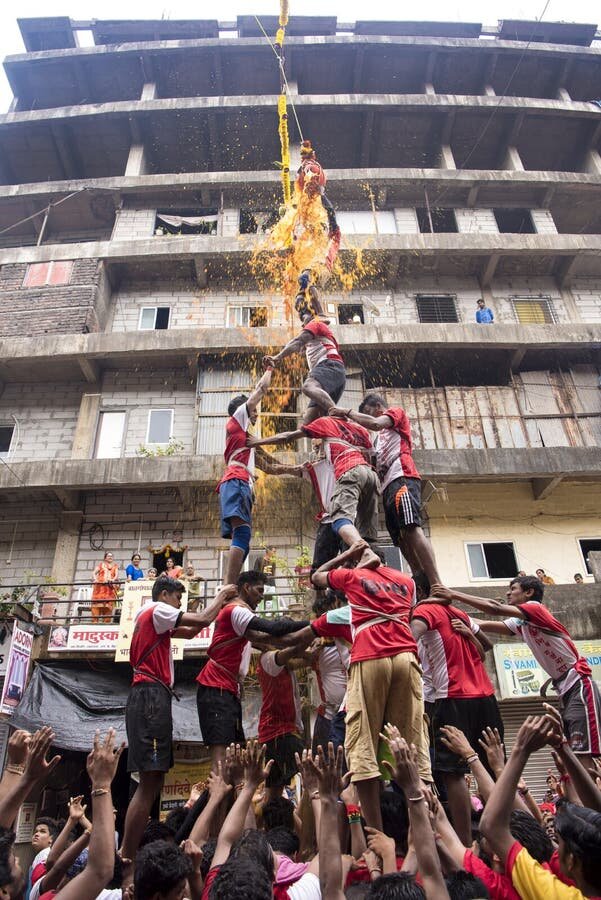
[
  {"xmin": 141, "ymin": 82, "xmax": 156, "ymax": 100},
  {"xmin": 483, "ymin": 85, "xmax": 496, "ymax": 97},
  {"xmin": 439, "ymin": 144, "xmax": 456, "ymax": 170},
  {"xmin": 588, "ymin": 551, "xmax": 601, "ymax": 583},
  {"xmin": 556, "ymin": 87, "xmax": 571, "ymax": 102},
  {"xmin": 51, "ymin": 511, "xmax": 84, "ymax": 585},
  {"xmin": 424, "ymin": 83, "xmax": 436, "ymax": 95},
  {"xmin": 502, "ymin": 146, "xmax": 524, "ymax": 172},
  {"xmin": 125, "ymin": 143, "xmax": 148, "ymax": 176},
  {"xmin": 583, "ymin": 149, "xmax": 601, "ymax": 175},
  {"xmin": 72, "ymin": 393, "xmax": 101, "ymax": 459}
]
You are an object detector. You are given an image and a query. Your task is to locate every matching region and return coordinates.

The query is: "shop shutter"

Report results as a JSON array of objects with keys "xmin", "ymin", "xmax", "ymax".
[{"xmin": 499, "ymin": 697, "xmax": 560, "ymax": 802}]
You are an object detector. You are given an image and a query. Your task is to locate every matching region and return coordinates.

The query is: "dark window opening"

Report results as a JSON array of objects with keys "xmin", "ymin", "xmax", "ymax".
[
  {"xmin": 579, "ymin": 539, "xmax": 601, "ymax": 575},
  {"xmin": 155, "ymin": 209, "xmax": 218, "ymax": 236},
  {"xmin": 240, "ymin": 209, "xmax": 280, "ymax": 234},
  {"xmin": 382, "ymin": 545, "xmax": 405, "ymax": 572},
  {"xmin": 416, "ymin": 207, "xmax": 458, "ymax": 233},
  {"xmin": 416, "ymin": 295, "xmax": 459, "ymax": 324},
  {"xmin": 338, "ymin": 304, "xmax": 365, "ymax": 324},
  {"xmin": 0, "ymin": 425, "xmax": 14, "ymax": 457},
  {"xmin": 470, "ymin": 541, "xmax": 518, "ymax": 579},
  {"xmin": 493, "ymin": 208, "xmax": 536, "ymax": 234},
  {"xmin": 155, "ymin": 307, "xmax": 170, "ymax": 330}
]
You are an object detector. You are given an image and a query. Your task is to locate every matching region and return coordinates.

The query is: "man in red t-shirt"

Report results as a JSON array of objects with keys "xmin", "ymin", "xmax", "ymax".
[
  {"xmin": 251, "ymin": 415, "xmax": 380, "ymax": 566},
  {"xmin": 311, "ymin": 540, "xmax": 432, "ymax": 829},
  {"xmin": 410, "ymin": 597, "xmax": 502, "ymax": 844},
  {"xmin": 121, "ymin": 576, "xmax": 235, "ymax": 864},
  {"xmin": 257, "ymin": 648, "xmax": 305, "ymax": 801},
  {"xmin": 263, "ymin": 279, "xmax": 346, "ymax": 426},
  {"xmin": 197, "ymin": 571, "xmax": 309, "ymax": 774},
  {"xmin": 218, "ymin": 366, "xmax": 275, "ymax": 586},
  {"xmin": 330, "ymin": 392, "xmax": 442, "ymax": 588}
]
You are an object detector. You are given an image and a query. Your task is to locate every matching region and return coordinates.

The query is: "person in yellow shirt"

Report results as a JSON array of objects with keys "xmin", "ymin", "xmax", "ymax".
[{"xmin": 480, "ymin": 715, "xmax": 601, "ymax": 900}]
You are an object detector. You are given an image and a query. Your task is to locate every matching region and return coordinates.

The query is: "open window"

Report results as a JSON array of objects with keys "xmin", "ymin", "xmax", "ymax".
[
  {"xmin": 239, "ymin": 209, "xmax": 280, "ymax": 234},
  {"xmin": 155, "ymin": 210, "xmax": 218, "ymax": 236},
  {"xmin": 138, "ymin": 307, "xmax": 170, "ymax": 330},
  {"xmin": 0, "ymin": 424, "xmax": 15, "ymax": 460},
  {"xmin": 578, "ymin": 538, "xmax": 601, "ymax": 576},
  {"xmin": 226, "ymin": 306, "xmax": 268, "ymax": 327},
  {"xmin": 416, "ymin": 295, "xmax": 459, "ymax": 324},
  {"xmin": 416, "ymin": 208, "xmax": 457, "ymax": 233},
  {"xmin": 94, "ymin": 411, "xmax": 125, "ymax": 459},
  {"xmin": 338, "ymin": 304, "xmax": 365, "ymax": 324},
  {"xmin": 466, "ymin": 541, "xmax": 518, "ymax": 580},
  {"xmin": 493, "ymin": 208, "xmax": 536, "ymax": 234},
  {"xmin": 146, "ymin": 409, "xmax": 174, "ymax": 445}
]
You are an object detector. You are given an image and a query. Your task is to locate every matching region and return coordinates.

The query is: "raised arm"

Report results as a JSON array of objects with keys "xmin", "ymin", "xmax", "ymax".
[
  {"xmin": 0, "ymin": 730, "xmax": 30, "ymax": 805},
  {"xmin": 188, "ymin": 764, "xmax": 232, "ymax": 847},
  {"xmin": 173, "ymin": 584, "xmax": 237, "ymax": 638},
  {"xmin": 543, "ymin": 702, "xmax": 601, "ymax": 812},
  {"xmin": 431, "ymin": 585, "xmax": 520, "ymax": 623},
  {"xmin": 311, "ymin": 539, "xmax": 368, "ymax": 589},
  {"xmin": 303, "ymin": 744, "xmax": 347, "ymax": 900},
  {"xmin": 330, "ymin": 408, "xmax": 393, "ymax": 432},
  {"xmin": 243, "ymin": 614, "xmax": 310, "ymax": 638},
  {"xmin": 246, "ymin": 368, "xmax": 273, "ymax": 417},
  {"xmin": 0, "ymin": 727, "xmax": 61, "ymax": 829},
  {"xmin": 263, "ymin": 329, "xmax": 312, "ymax": 368},
  {"xmin": 255, "ymin": 447, "xmax": 303, "ymax": 476},
  {"xmin": 248, "ymin": 428, "xmax": 305, "ymax": 448}
]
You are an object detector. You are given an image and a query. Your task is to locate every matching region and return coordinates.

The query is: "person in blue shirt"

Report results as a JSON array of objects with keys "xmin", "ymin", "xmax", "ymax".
[
  {"xmin": 126, "ymin": 553, "xmax": 145, "ymax": 581},
  {"xmin": 476, "ymin": 298, "xmax": 494, "ymax": 323}
]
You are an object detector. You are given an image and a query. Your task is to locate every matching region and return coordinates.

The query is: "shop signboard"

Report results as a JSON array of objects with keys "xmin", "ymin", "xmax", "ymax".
[{"xmin": 494, "ymin": 640, "xmax": 601, "ymax": 699}]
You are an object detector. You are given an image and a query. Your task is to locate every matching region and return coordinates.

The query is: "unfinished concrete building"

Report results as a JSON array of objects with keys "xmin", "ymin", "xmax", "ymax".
[{"xmin": 1, "ymin": 13, "xmax": 601, "ymax": 802}]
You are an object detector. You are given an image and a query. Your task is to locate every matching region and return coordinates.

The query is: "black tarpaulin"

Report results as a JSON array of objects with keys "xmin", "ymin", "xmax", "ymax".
[{"xmin": 11, "ymin": 661, "xmax": 203, "ymax": 751}]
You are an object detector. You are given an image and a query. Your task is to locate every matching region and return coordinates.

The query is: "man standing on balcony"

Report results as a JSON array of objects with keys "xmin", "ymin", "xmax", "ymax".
[
  {"xmin": 262, "ymin": 274, "xmax": 346, "ymax": 426},
  {"xmin": 476, "ymin": 298, "xmax": 494, "ymax": 323}
]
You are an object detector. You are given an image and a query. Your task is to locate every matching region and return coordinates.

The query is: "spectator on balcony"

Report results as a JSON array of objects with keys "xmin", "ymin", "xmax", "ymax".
[
  {"xmin": 126, "ymin": 553, "xmax": 145, "ymax": 582},
  {"xmin": 146, "ymin": 567, "xmax": 158, "ymax": 581},
  {"xmin": 536, "ymin": 568, "xmax": 556, "ymax": 585},
  {"xmin": 165, "ymin": 557, "xmax": 184, "ymax": 579},
  {"xmin": 476, "ymin": 298, "xmax": 494, "ymax": 324},
  {"xmin": 574, "ymin": 573, "xmax": 584, "ymax": 584},
  {"xmin": 91, "ymin": 552, "xmax": 119, "ymax": 624}
]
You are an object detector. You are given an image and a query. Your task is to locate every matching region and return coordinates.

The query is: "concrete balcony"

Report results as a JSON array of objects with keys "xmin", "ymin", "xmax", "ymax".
[{"xmin": 0, "ymin": 447, "xmax": 598, "ymax": 497}]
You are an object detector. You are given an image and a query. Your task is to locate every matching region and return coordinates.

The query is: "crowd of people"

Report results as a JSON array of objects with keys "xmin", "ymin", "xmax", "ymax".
[{"xmin": 1, "ymin": 266, "xmax": 598, "ymax": 900}]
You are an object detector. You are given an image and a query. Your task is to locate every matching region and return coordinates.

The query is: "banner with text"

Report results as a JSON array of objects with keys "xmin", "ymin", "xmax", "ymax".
[
  {"xmin": 115, "ymin": 580, "xmax": 188, "ymax": 663},
  {"xmin": 0, "ymin": 624, "xmax": 34, "ymax": 715},
  {"xmin": 494, "ymin": 639, "xmax": 601, "ymax": 699}
]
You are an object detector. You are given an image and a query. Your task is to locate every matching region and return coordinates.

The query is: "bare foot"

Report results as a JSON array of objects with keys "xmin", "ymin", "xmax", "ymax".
[{"xmin": 358, "ymin": 549, "xmax": 380, "ymax": 569}]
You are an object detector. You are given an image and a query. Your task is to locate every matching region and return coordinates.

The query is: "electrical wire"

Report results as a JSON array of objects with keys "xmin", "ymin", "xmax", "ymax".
[
  {"xmin": 0, "ymin": 188, "xmax": 91, "ymax": 237},
  {"xmin": 254, "ymin": 15, "xmax": 305, "ymax": 141}
]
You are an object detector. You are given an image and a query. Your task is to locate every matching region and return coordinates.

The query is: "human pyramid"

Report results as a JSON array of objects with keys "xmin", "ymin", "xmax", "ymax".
[{"xmin": 8, "ymin": 144, "xmax": 601, "ymax": 900}]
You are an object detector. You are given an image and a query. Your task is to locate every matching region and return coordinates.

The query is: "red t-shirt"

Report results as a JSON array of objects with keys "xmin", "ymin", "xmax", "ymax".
[
  {"xmin": 197, "ymin": 602, "xmax": 255, "ymax": 696},
  {"xmin": 325, "ymin": 567, "xmax": 417, "ymax": 664},
  {"xmin": 303, "ymin": 318, "xmax": 344, "ymax": 369},
  {"xmin": 202, "ymin": 865, "xmax": 220, "ymax": 900},
  {"xmin": 258, "ymin": 651, "xmax": 303, "ymax": 743},
  {"xmin": 411, "ymin": 603, "xmax": 494, "ymax": 699},
  {"xmin": 218, "ymin": 402, "xmax": 254, "ymax": 489},
  {"xmin": 302, "ymin": 418, "xmax": 372, "ymax": 480},
  {"xmin": 375, "ymin": 406, "xmax": 420, "ymax": 488},
  {"xmin": 130, "ymin": 602, "xmax": 181, "ymax": 688}
]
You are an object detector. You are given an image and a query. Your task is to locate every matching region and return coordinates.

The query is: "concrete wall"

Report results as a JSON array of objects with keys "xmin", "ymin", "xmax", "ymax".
[
  {"xmin": 571, "ymin": 279, "xmax": 601, "ymax": 323},
  {"xmin": 428, "ymin": 481, "xmax": 601, "ymax": 587},
  {"xmin": 0, "ymin": 381, "xmax": 83, "ymax": 462},
  {"xmin": 0, "ymin": 499, "xmax": 61, "ymax": 583}
]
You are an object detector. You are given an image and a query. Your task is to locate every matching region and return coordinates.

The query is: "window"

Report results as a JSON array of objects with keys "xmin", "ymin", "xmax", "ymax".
[
  {"xmin": 94, "ymin": 412, "xmax": 125, "ymax": 459},
  {"xmin": 493, "ymin": 208, "xmax": 536, "ymax": 234},
  {"xmin": 416, "ymin": 208, "xmax": 457, "ymax": 233},
  {"xmin": 336, "ymin": 211, "xmax": 397, "ymax": 235},
  {"xmin": 227, "ymin": 306, "xmax": 268, "ymax": 328},
  {"xmin": 146, "ymin": 409, "xmax": 173, "ymax": 445},
  {"xmin": 23, "ymin": 261, "xmax": 73, "ymax": 287},
  {"xmin": 416, "ymin": 295, "xmax": 459, "ymax": 324},
  {"xmin": 138, "ymin": 307, "xmax": 170, "ymax": 330},
  {"xmin": 338, "ymin": 304, "xmax": 364, "ymax": 324},
  {"xmin": 239, "ymin": 209, "xmax": 280, "ymax": 234},
  {"xmin": 512, "ymin": 297, "xmax": 557, "ymax": 324},
  {"xmin": 155, "ymin": 210, "xmax": 218, "ymax": 236},
  {"xmin": 380, "ymin": 545, "xmax": 407, "ymax": 572},
  {"xmin": 0, "ymin": 425, "xmax": 14, "ymax": 460},
  {"xmin": 466, "ymin": 542, "xmax": 518, "ymax": 580},
  {"xmin": 578, "ymin": 538, "xmax": 601, "ymax": 575}
]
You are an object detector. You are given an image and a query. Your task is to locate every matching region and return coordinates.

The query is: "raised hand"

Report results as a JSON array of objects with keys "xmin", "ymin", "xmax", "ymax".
[
  {"xmin": 514, "ymin": 716, "xmax": 556, "ymax": 756},
  {"xmin": 328, "ymin": 406, "xmax": 351, "ymax": 419},
  {"xmin": 381, "ymin": 729, "xmax": 421, "ymax": 795},
  {"xmin": 295, "ymin": 747, "xmax": 320, "ymax": 796},
  {"xmin": 365, "ymin": 826, "xmax": 396, "ymax": 862},
  {"xmin": 86, "ymin": 729, "xmax": 125, "ymax": 789},
  {"xmin": 7, "ymin": 730, "xmax": 30, "ymax": 767},
  {"xmin": 429, "ymin": 584, "xmax": 453, "ymax": 602},
  {"xmin": 24, "ymin": 727, "xmax": 61, "ymax": 783},
  {"xmin": 263, "ymin": 355, "xmax": 277, "ymax": 370},
  {"xmin": 478, "ymin": 727, "xmax": 505, "ymax": 776},
  {"xmin": 242, "ymin": 740, "xmax": 273, "ymax": 788},
  {"xmin": 68, "ymin": 795, "xmax": 88, "ymax": 822},
  {"xmin": 207, "ymin": 763, "xmax": 232, "ymax": 804},
  {"xmin": 439, "ymin": 725, "xmax": 474, "ymax": 761},
  {"xmin": 223, "ymin": 742, "xmax": 244, "ymax": 787}
]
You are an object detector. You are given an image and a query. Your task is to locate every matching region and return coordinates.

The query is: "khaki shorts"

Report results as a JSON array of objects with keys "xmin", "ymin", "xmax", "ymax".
[
  {"xmin": 329, "ymin": 465, "xmax": 379, "ymax": 543},
  {"xmin": 345, "ymin": 652, "xmax": 432, "ymax": 783}
]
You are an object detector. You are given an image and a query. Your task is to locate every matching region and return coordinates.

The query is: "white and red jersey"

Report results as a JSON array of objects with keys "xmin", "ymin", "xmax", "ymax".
[
  {"xmin": 130, "ymin": 602, "xmax": 182, "ymax": 688},
  {"xmin": 504, "ymin": 601, "xmax": 592, "ymax": 696},
  {"xmin": 375, "ymin": 407, "xmax": 420, "ymax": 488},
  {"xmin": 312, "ymin": 642, "xmax": 348, "ymax": 719},
  {"xmin": 303, "ymin": 319, "xmax": 344, "ymax": 370},
  {"xmin": 303, "ymin": 457, "xmax": 335, "ymax": 522},
  {"xmin": 411, "ymin": 603, "xmax": 494, "ymax": 699},
  {"xmin": 258, "ymin": 651, "xmax": 303, "ymax": 743},
  {"xmin": 218, "ymin": 402, "xmax": 255, "ymax": 490},
  {"xmin": 197, "ymin": 602, "xmax": 255, "ymax": 696},
  {"xmin": 323, "ymin": 567, "xmax": 417, "ymax": 664},
  {"xmin": 302, "ymin": 417, "xmax": 372, "ymax": 481}
]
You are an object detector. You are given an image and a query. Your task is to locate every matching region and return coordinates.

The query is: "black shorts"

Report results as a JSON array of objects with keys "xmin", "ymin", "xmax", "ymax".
[
  {"xmin": 197, "ymin": 684, "xmax": 245, "ymax": 747},
  {"xmin": 383, "ymin": 476, "xmax": 422, "ymax": 541},
  {"xmin": 308, "ymin": 360, "xmax": 346, "ymax": 407},
  {"xmin": 311, "ymin": 521, "xmax": 343, "ymax": 573},
  {"xmin": 562, "ymin": 676, "xmax": 601, "ymax": 755},
  {"xmin": 126, "ymin": 682, "xmax": 173, "ymax": 773},
  {"xmin": 264, "ymin": 733, "xmax": 304, "ymax": 788},
  {"xmin": 431, "ymin": 695, "xmax": 504, "ymax": 775}
]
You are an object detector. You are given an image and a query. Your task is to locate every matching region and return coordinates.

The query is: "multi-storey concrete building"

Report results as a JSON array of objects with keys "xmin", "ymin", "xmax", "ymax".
[{"xmin": 1, "ymin": 11, "xmax": 601, "ymax": 814}]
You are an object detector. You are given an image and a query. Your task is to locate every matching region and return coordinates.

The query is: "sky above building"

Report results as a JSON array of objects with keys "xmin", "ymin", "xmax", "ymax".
[{"xmin": 0, "ymin": 0, "xmax": 598, "ymax": 111}]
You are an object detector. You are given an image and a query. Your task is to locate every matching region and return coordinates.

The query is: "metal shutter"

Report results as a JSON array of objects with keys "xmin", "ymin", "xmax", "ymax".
[{"xmin": 499, "ymin": 698, "xmax": 560, "ymax": 802}]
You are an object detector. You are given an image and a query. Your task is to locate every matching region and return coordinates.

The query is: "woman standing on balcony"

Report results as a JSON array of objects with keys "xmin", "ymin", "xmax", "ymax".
[
  {"xmin": 91, "ymin": 551, "xmax": 119, "ymax": 623},
  {"xmin": 126, "ymin": 552, "xmax": 145, "ymax": 582}
]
